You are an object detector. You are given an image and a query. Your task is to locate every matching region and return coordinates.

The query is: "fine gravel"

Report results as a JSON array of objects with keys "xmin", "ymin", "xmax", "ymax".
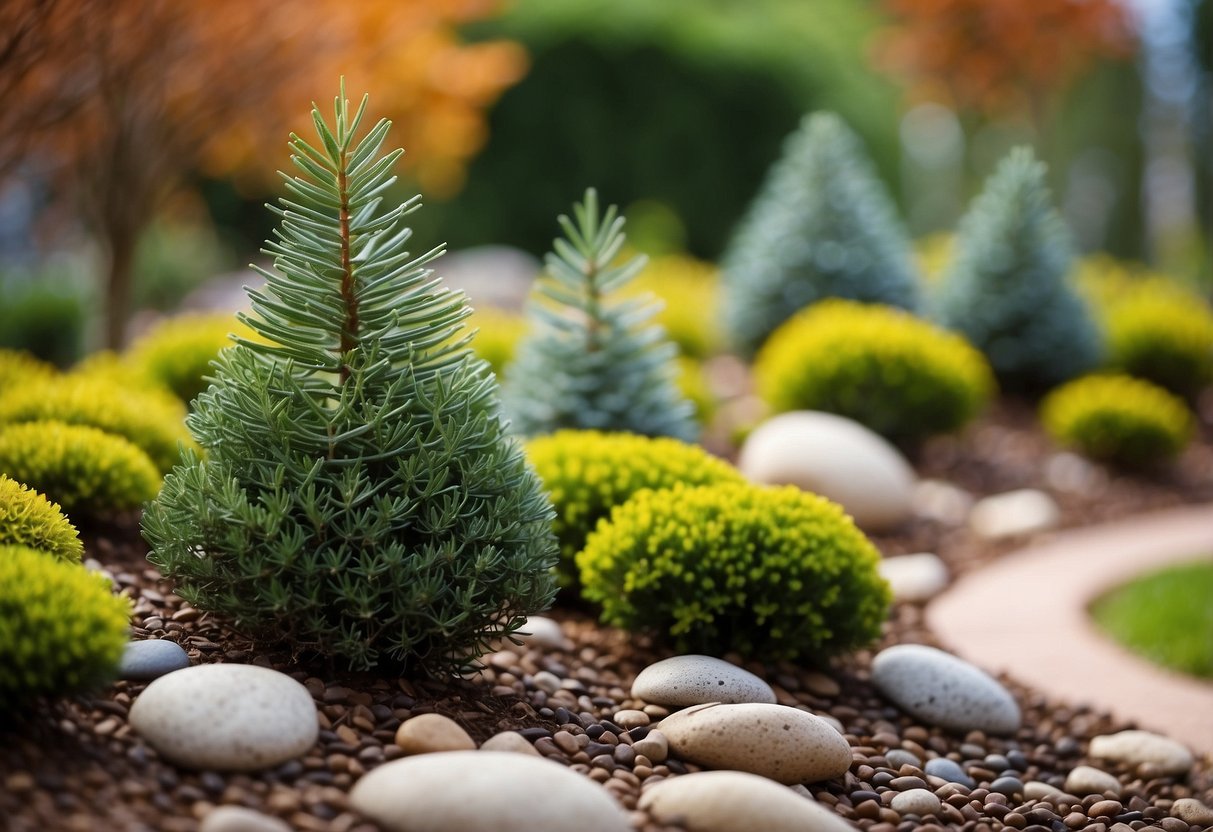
[{"xmin": 1, "ymin": 398, "xmax": 1211, "ymax": 832}]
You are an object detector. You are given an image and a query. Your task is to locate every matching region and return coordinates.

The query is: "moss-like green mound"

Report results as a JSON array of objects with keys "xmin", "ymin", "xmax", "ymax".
[
  {"xmin": 577, "ymin": 483, "xmax": 891, "ymax": 661},
  {"xmin": 0, "ymin": 544, "xmax": 130, "ymax": 710},
  {"xmin": 0, "ymin": 475, "xmax": 82, "ymax": 562},
  {"xmin": 1041, "ymin": 374, "xmax": 1192, "ymax": 467},
  {"xmin": 0, "ymin": 349, "xmax": 56, "ymax": 395},
  {"xmin": 0, "ymin": 375, "xmax": 193, "ymax": 473},
  {"xmin": 0, "ymin": 421, "xmax": 161, "ymax": 514},
  {"xmin": 755, "ymin": 299, "xmax": 994, "ymax": 445},
  {"xmin": 526, "ymin": 430, "xmax": 745, "ymax": 588},
  {"xmin": 124, "ymin": 313, "xmax": 254, "ymax": 404}
]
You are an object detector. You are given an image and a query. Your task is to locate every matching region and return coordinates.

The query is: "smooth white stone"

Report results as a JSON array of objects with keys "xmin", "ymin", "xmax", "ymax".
[
  {"xmin": 890, "ymin": 788, "xmax": 941, "ymax": 816},
  {"xmin": 1064, "ymin": 765, "xmax": 1121, "ymax": 796},
  {"xmin": 658, "ymin": 703, "xmax": 851, "ymax": 784},
  {"xmin": 129, "ymin": 664, "xmax": 318, "ymax": 772},
  {"xmin": 737, "ymin": 411, "xmax": 915, "ymax": 532},
  {"xmin": 969, "ymin": 489, "xmax": 1060, "ymax": 539},
  {"xmin": 1088, "ymin": 730, "xmax": 1193, "ymax": 776},
  {"xmin": 639, "ymin": 770, "xmax": 854, "ymax": 832},
  {"xmin": 631, "ymin": 654, "xmax": 776, "ymax": 707},
  {"xmin": 199, "ymin": 806, "xmax": 292, "ymax": 832},
  {"xmin": 514, "ymin": 615, "xmax": 568, "ymax": 650},
  {"xmin": 911, "ymin": 479, "xmax": 974, "ymax": 525},
  {"xmin": 878, "ymin": 553, "xmax": 950, "ymax": 603},
  {"xmin": 871, "ymin": 644, "xmax": 1021, "ymax": 735},
  {"xmin": 349, "ymin": 751, "xmax": 631, "ymax": 832}
]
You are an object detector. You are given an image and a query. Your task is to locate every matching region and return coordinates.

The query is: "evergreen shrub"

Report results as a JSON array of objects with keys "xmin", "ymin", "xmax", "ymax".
[
  {"xmin": 720, "ymin": 112, "xmax": 920, "ymax": 357},
  {"xmin": 503, "ymin": 189, "xmax": 697, "ymax": 441},
  {"xmin": 577, "ymin": 483, "xmax": 891, "ymax": 661},
  {"xmin": 0, "ymin": 422, "xmax": 160, "ymax": 514},
  {"xmin": 0, "ymin": 375, "xmax": 194, "ymax": 473},
  {"xmin": 125, "ymin": 313, "xmax": 254, "ymax": 404},
  {"xmin": 0, "ymin": 475, "xmax": 83, "ymax": 562},
  {"xmin": 754, "ymin": 299, "xmax": 994, "ymax": 445},
  {"xmin": 1041, "ymin": 374, "xmax": 1192, "ymax": 467},
  {"xmin": 933, "ymin": 147, "xmax": 1102, "ymax": 389},
  {"xmin": 142, "ymin": 87, "xmax": 558, "ymax": 672},
  {"xmin": 0, "ymin": 544, "xmax": 130, "ymax": 710},
  {"xmin": 526, "ymin": 430, "xmax": 744, "ymax": 588},
  {"xmin": 1101, "ymin": 289, "xmax": 1213, "ymax": 398},
  {"xmin": 0, "ymin": 349, "xmax": 55, "ymax": 395}
]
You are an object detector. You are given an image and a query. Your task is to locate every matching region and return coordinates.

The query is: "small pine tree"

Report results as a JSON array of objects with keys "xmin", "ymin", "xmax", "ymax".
[
  {"xmin": 934, "ymin": 147, "xmax": 1102, "ymax": 389},
  {"xmin": 142, "ymin": 85, "xmax": 558, "ymax": 673},
  {"xmin": 720, "ymin": 112, "xmax": 920, "ymax": 357},
  {"xmin": 502, "ymin": 189, "xmax": 698, "ymax": 441}
]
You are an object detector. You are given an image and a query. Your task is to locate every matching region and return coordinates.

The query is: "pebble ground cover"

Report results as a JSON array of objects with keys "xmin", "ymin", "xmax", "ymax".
[{"xmin": 2, "ymin": 84, "xmax": 1213, "ymax": 832}]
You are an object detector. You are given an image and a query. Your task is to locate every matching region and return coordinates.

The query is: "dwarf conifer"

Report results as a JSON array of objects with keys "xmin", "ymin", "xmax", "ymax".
[
  {"xmin": 934, "ymin": 147, "xmax": 1102, "ymax": 389},
  {"xmin": 142, "ymin": 85, "xmax": 558, "ymax": 672},
  {"xmin": 720, "ymin": 112, "xmax": 920, "ymax": 357},
  {"xmin": 503, "ymin": 189, "xmax": 698, "ymax": 441}
]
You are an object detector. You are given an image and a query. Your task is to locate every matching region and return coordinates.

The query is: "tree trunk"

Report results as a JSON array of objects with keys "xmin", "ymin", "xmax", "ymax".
[{"xmin": 103, "ymin": 226, "xmax": 136, "ymax": 350}]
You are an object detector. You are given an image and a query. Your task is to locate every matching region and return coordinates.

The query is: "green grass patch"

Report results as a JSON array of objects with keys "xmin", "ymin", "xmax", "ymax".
[{"xmin": 1090, "ymin": 559, "xmax": 1213, "ymax": 679}]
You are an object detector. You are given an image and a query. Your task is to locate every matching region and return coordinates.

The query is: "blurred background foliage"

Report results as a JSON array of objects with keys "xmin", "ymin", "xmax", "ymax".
[{"xmin": 0, "ymin": 0, "xmax": 1208, "ymax": 353}]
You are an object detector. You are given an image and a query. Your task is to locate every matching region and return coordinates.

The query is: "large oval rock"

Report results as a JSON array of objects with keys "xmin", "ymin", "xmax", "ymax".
[
  {"xmin": 658, "ymin": 703, "xmax": 851, "ymax": 784},
  {"xmin": 639, "ymin": 770, "xmax": 854, "ymax": 832},
  {"xmin": 395, "ymin": 714, "xmax": 475, "ymax": 756},
  {"xmin": 871, "ymin": 644, "xmax": 1020, "ymax": 735},
  {"xmin": 737, "ymin": 411, "xmax": 914, "ymax": 531},
  {"xmin": 1089, "ymin": 730, "xmax": 1193, "ymax": 776},
  {"xmin": 968, "ymin": 489, "xmax": 1059, "ymax": 539},
  {"xmin": 632, "ymin": 655, "xmax": 776, "ymax": 707},
  {"xmin": 349, "ymin": 751, "xmax": 631, "ymax": 832},
  {"xmin": 129, "ymin": 664, "xmax": 318, "ymax": 771}
]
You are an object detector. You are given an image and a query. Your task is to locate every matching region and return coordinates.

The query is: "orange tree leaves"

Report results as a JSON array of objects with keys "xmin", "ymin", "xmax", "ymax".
[
  {"xmin": 873, "ymin": 0, "xmax": 1136, "ymax": 118},
  {"xmin": 0, "ymin": 0, "xmax": 526, "ymax": 347}
]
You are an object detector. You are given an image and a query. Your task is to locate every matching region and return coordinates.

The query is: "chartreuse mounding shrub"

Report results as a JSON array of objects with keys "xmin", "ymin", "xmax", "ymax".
[
  {"xmin": 0, "ymin": 544, "xmax": 130, "ymax": 710},
  {"xmin": 933, "ymin": 147, "xmax": 1102, "ymax": 390},
  {"xmin": 1103, "ymin": 293, "xmax": 1213, "ymax": 398},
  {"xmin": 720, "ymin": 112, "xmax": 920, "ymax": 357},
  {"xmin": 0, "ymin": 349, "xmax": 55, "ymax": 394},
  {"xmin": 142, "ymin": 86, "xmax": 558, "ymax": 673},
  {"xmin": 502, "ymin": 189, "xmax": 698, "ymax": 442},
  {"xmin": 754, "ymin": 299, "xmax": 995, "ymax": 445},
  {"xmin": 0, "ymin": 475, "xmax": 82, "ymax": 562},
  {"xmin": 124, "ymin": 312, "xmax": 254, "ymax": 404},
  {"xmin": 577, "ymin": 483, "xmax": 891, "ymax": 661},
  {"xmin": 1041, "ymin": 374, "xmax": 1192, "ymax": 467},
  {"xmin": 466, "ymin": 307, "xmax": 528, "ymax": 376},
  {"xmin": 628, "ymin": 254, "xmax": 722, "ymax": 360},
  {"xmin": 526, "ymin": 430, "xmax": 745, "ymax": 589},
  {"xmin": 0, "ymin": 375, "xmax": 193, "ymax": 473},
  {"xmin": 0, "ymin": 422, "xmax": 160, "ymax": 514}
]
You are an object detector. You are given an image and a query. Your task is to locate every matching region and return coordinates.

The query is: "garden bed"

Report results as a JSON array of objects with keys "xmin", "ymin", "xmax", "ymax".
[{"xmin": 2, "ymin": 399, "xmax": 1211, "ymax": 832}]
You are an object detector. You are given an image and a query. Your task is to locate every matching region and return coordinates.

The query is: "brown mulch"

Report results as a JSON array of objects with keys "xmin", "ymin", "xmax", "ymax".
[{"xmin": 1, "ymin": 399, "xmax": 1212, "ymax": 832}]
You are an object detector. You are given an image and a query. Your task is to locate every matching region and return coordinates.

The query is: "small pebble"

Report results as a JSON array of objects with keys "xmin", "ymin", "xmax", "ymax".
[
  {"xmin": 890, "ymin": 788, "xmax": 941, "ymax": 816},
  {"xmin": 480, "ymin": 731, "xmax": 540, "ymax": 756},
  {"xmin": 1088, "ymin": 731, "xmax": 1194, "ymax": 776},
  {"xmin": 885, "ymin": 749, "xmax": 921, "ymax": 770},
  {"xmin": 990, "ymin": 776, "xmax": 1024, "ymax": 798},
  {"xmin": 1171, "ymin": 797, "xmax": 1213, "ymax": 826},
  {"xmin": 632, "ymin": 655, "xmax": 776, "ymax": 706}
]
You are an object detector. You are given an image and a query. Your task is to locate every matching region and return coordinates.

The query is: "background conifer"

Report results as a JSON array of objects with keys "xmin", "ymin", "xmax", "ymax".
[
  {"xmin": 933, "ymin": 147, "xmax": 1102, "ymax": 389},
  {"xmin": 142, "ymin": 85, "xmax": 558, "ymax": 673},
  {"xmin": 503, "ymin": 189, "xmax": 698, "ymax": 441},
  {"xmin": 720, "ymin": 112, "xmax": 920, "ymax": 357}
]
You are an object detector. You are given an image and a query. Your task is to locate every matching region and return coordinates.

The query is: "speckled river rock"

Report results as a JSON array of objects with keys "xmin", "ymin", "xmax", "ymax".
[
  {"xmin": 639, "ymin": 770, "xmax": 855, "ymax": 832},
  {"xmin": 349, "ymin": 750, "xmax": 632, "ymax": 832},
  {"xmin": 658, "ymin": 702, "xmax": 851, "ymax": 784},
  {"xmin": 871, "ymin": 644, "xmax": 1021, "ymax": 734},
  {"xmin": 128, "ymin": 664, "xmax": 318, "ymax": 771},
  {"xmin": 631, "ymin": 654, "xmax": 777, "ymax": 706}
]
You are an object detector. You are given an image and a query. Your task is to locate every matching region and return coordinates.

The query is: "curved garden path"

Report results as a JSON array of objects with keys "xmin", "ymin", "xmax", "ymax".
[{"xmin": 927, "ymin": 503, "xmax": 1213, "ymax": 756}]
